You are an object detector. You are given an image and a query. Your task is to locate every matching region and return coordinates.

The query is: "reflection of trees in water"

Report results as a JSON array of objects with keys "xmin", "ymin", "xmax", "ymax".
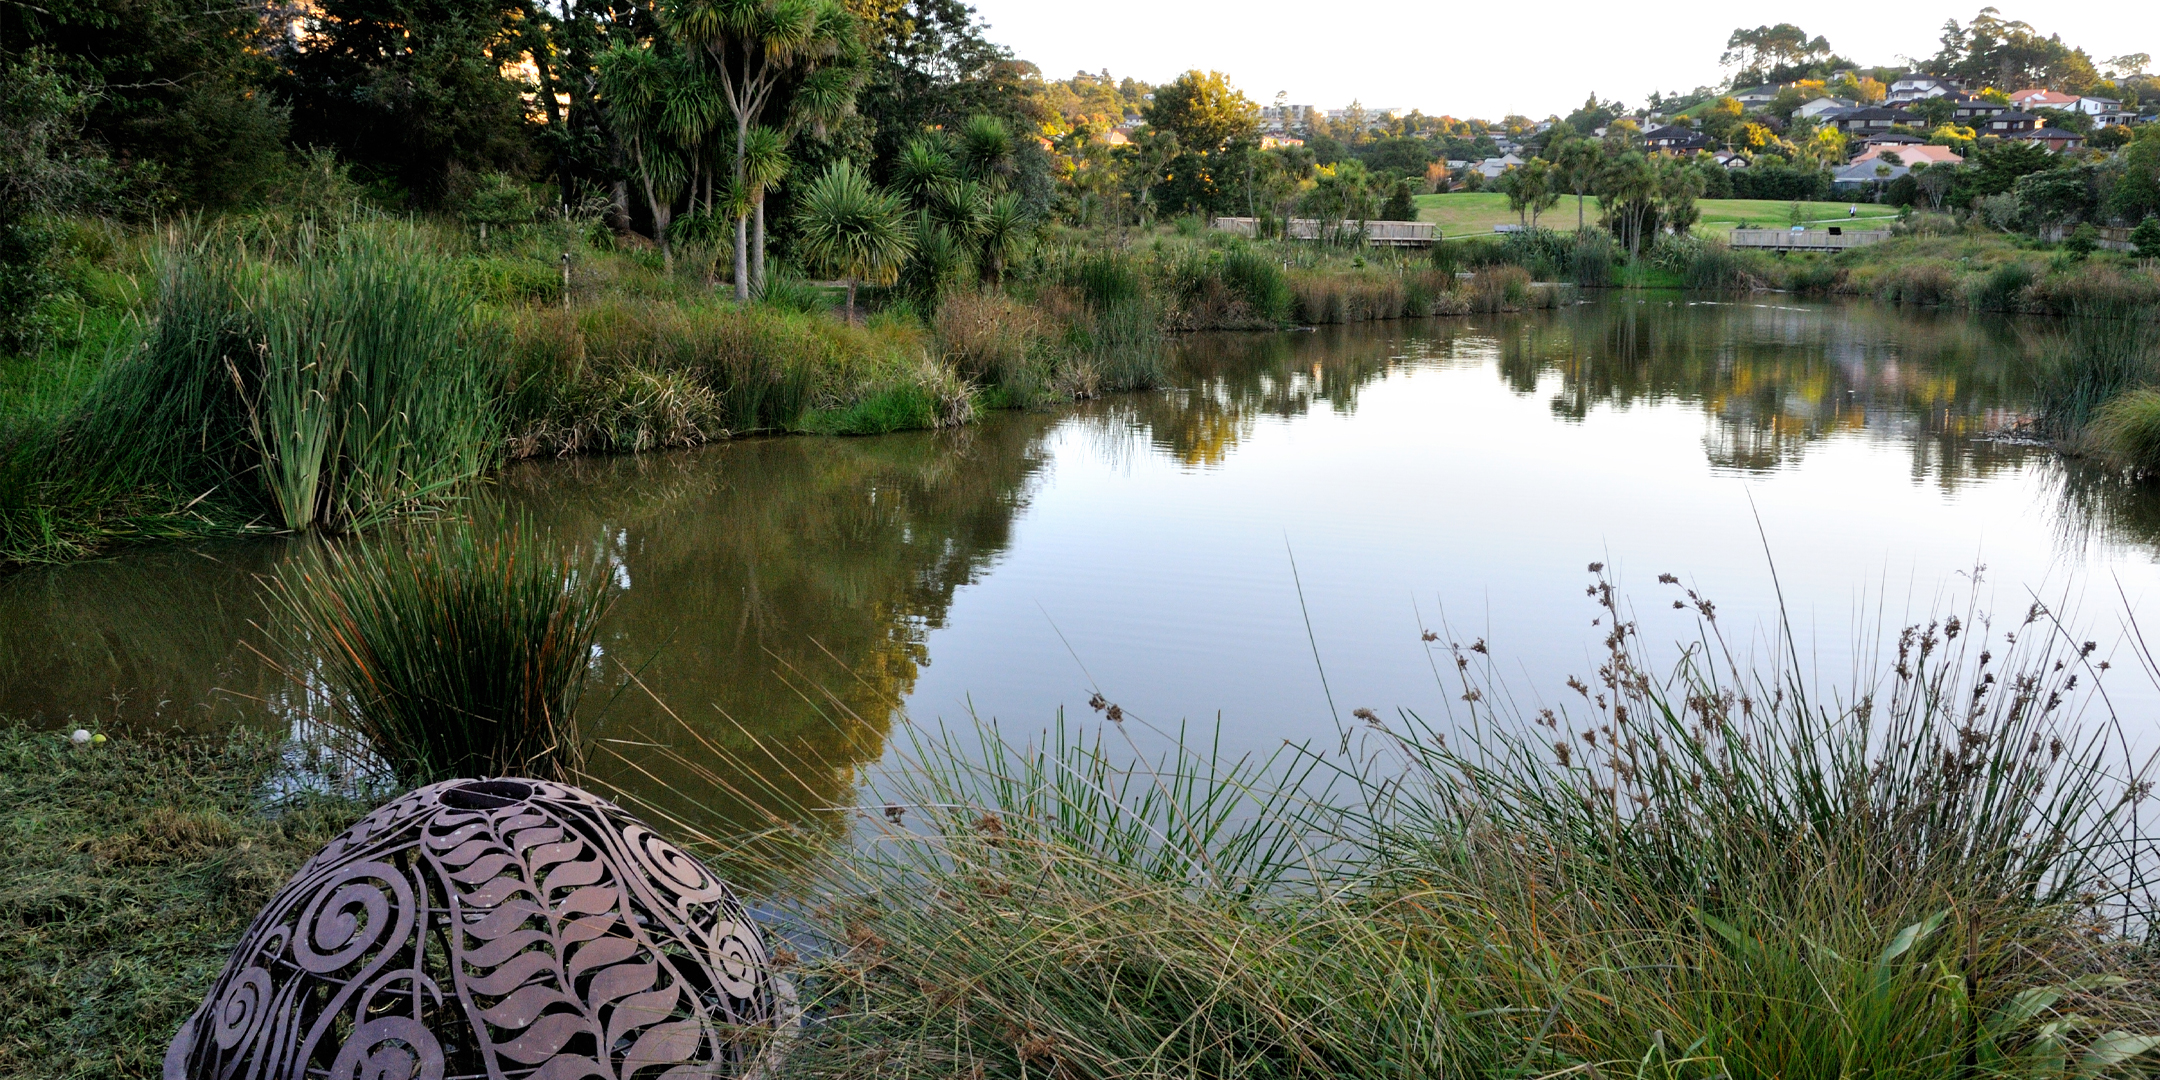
[
  {"xmin": 2042, "ymin": 459, "xmax": 2160, "ymax": 558},
  {"xmin": 0, "ymin": 538, "xmax": 292, "ymax": 731},
  {"xmin": 0, "ymin": 418, "xmax": 1056, "ymax": 869},
  {"xmin": 493, "ymin": 417, "xmax": 1056, "ymax": 850},
  {"xmin": 1496, "ymin": 299, "xmax": 2039, "ymax": 485},
  {"xmin": 1143, "ymin": 324, "xmax": 1498, "ymax": 466},
  {"xmin": 1126, "ymin": 302, "xmax": 2042, "ymax": 487}
]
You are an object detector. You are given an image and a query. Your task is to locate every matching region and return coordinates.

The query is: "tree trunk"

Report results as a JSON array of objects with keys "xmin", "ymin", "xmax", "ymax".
[
  {"xmin": 732, "ymin": 116, "xmax": 751, "ymax": 302},
  {"xmin": 752, "ymin": 194, "xmax": 766, "ymax": 297},
  {"xmin": 733, "ymin": 215, "xmax": 750, "ymax": 301},
  {"xmin": 654, "ymin": 201, "xmax": 673, "ymax": 273},
  {"xmin": 529, "ymin": 40, "xmax": 572, "ymax": 211},
  {"xmin": 1577, "ymin": 191, "xmax": 1585, "ymax": 230},
  {"xmin": 845, "ymin": 279, "xmax": 857, "ymax": 323}
]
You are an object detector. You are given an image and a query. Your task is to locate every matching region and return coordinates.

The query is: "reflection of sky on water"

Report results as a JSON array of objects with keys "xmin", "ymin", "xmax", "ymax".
[
  {"xmin": 7, "ymin": 294, "xmax": 2160, "ymax": 842},
  {"xmin": 901, "ymin": 299, "xmax": 2160, "ymax": 764}
]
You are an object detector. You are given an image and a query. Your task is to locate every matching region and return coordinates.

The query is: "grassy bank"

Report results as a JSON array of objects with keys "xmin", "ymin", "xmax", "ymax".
[
  {"xmin": 0, "ymin": 211, "xmax": 1575, "ymax": 569},
  {"xmin": 0, "ymin": 725, "xmax": 368, "ymax": 1080}
]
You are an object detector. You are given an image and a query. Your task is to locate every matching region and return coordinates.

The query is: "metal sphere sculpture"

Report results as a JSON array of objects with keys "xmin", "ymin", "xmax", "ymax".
[{"xmin": 165, "ymin": 778, "xmax": 789, "ymax": 1080}]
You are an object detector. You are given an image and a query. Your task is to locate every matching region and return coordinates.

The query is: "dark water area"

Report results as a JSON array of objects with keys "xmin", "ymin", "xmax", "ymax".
[{"xmin": 9, "ymin": 295, "xmax": 2160, "ymax": 841}]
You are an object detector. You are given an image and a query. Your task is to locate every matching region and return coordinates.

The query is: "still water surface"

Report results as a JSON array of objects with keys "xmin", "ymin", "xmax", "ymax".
[{"xmin": 8, "ymin": 296, "xmax": 2160, "ymax": 833}]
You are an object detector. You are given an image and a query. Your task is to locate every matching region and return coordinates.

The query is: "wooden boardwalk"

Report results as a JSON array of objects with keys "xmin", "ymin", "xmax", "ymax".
[
  {"xmin": 1729, "ymin": 228, "xmax": 1890, "ymax": 251},
  {"xmin": 1211, "ymin": 217, "xmax": 1440, "ymax": 247}
]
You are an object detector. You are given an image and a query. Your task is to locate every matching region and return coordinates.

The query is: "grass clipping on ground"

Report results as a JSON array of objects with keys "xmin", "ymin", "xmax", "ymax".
[{"xmin": 0, "ymin": 727, "xmax": 365, "ymax": 1080}]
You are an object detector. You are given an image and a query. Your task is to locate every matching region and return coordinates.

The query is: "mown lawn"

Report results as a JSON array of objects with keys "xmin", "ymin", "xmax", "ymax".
[
  {"xmin": 1416, "ymin": 192, "xmax": 1901, "ymax": 238},
  {"xmin": 0, "ymin": 725, "xmax": 368, "ymax": 1079}
]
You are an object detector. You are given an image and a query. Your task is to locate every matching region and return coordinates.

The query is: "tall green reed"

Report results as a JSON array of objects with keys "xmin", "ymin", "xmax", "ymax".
[
  {"xmin": 63, "ymin": 224, "xmax": 498, "ymax": 534},
  {"xmin": 2032, "ymin": 315, "xmax": 2160, "ymax": 437},
  {"xmin": 619, "ymin": 567, "xmax": 2160, "ymax": 1080},
  {"xmin": 268, "ymin": 514, "xmax": 613, "ymax": 784}
]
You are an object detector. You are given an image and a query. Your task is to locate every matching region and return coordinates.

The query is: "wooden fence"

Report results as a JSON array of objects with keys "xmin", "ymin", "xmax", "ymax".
[{"xmin": 2039, "ymin": 224, "xmax": 2136, "ymax": 252}]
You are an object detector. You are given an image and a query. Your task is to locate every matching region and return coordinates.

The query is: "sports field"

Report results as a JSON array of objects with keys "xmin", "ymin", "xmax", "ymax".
[{"xmin": 1415, "ymin": 193, "xmax": 1900, "ymax": 238}]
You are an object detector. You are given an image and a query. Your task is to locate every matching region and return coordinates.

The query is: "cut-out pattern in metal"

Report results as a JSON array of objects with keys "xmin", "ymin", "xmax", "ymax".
[{"xmin": 166, "ymin": 778, "xmax": 790, "ymax": 1080}]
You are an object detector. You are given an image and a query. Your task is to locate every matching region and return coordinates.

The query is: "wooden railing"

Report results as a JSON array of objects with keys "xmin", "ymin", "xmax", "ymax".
[
  {"xmin": 1211, "ymin": 217, "xmax": 1440, "ymax": 247},
  {"xmin": 1729, "ymin": 228, "xmax": 1891, "ymax": 251}
]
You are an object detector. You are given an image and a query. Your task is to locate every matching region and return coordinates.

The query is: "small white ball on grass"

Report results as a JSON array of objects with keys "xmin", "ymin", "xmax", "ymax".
[{"xmin": 71, "ymin": 729, "xmax": 91, "ymax": 744}]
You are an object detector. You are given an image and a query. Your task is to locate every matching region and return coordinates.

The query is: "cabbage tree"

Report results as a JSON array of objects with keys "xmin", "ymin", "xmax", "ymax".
[
  {"xmin": 794, "ymin": 161, "xmax": 913, "ymax": 321},
  {"xmin": 666, "ymin": 0, "xmax": 864, "ymax": 300}
]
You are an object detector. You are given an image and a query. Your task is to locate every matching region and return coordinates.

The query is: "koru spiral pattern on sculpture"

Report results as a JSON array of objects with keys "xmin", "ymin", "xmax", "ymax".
[{"xmin": 166, "ymin": 778, "xmax": 784, "ymax": 1080}]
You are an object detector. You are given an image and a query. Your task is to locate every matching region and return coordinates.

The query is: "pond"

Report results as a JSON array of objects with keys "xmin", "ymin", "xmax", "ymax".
[{"xmin": 7, "ymin": 295, "xmax": 2159, "ymax": 839}]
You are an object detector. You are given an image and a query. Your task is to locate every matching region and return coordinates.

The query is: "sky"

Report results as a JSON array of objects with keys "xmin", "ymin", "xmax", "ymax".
[{"xmin": 967, "ymin": 1, "xmax": 2160, "ymax": 121}]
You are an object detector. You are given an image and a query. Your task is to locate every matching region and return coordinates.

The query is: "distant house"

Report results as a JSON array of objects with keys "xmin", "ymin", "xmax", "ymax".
[
  {"xmin": 1833, "ymin": 159, "xmax": 1908, "ymax": 187},
  {"xmin": 2014, "ymin": 127, "xmax": 2085, "ymax": 151},
  {"xmin": 1858, "ymin": 131, "xmax": 1924, "ymax": 146},
  {"xmin": 1643, "ymin": 125, "xmax": 1712, "ymax": 152},
  {"xmin": 1982, "ymin": 111, "xmax": 2042, "ymax": 134},
  {"xmin": 1474, "ymin": 153, "xmax": 1525, "ymax": 179},
  {"xmin": 1730, "ymin": 85, "xmax": 1779, "ymax": 107},
  {"xmin": 1097, "ymin": 129, "xmax": 1131, "ymax": 146},
  {"xmin": 1853, "ymin": 143, "xmax": 1963, "ymax": 166},
  {"xmin": 1796, "ymin": 96, "xmax": 1856, "ymax": 118},
  {"xmin": 1827, "ymin": 107, "xmax": 1921, "ymax": 133},
  {"xmin": 1948, "ymin": 96, "xmax": 2008, "ymax": 122},
  {"xmin": 2007, "ymin": 88, "xmax": 2078, "ymax": 110},
  {"xmin": 2076, "ymin": 96, "xmax": 2132, "ymax": 126},
  {"xmin": 1259, "ymin": 135, "xmax": 1302, "ymax": 150},
  {"xmin": 1887, "ymin": 75, "xmax": 1955, "ymax": 102},
  {"xmin": 1712, "ymin": 151, "xmax": 1750, "ymax": 168}
]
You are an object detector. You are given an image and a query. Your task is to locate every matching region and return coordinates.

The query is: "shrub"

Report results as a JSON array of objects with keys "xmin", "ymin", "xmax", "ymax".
[
  {"xmin": 2134, "ymin": 216, "xmax": 2160, "ymax": 259},
  {"xmin": 1968, "ymin": 261, "xmax": 2037, "ymax": 312},
  {"xmin": 1874, "ymin": 262, "xmax": 1957, "ymax": 307},
  {"xmin": 1468, "ymin": 265, "xmax": 1532, "ymax": 312},
  {"xmin": 1890, "ymin": 210, "xmax": 1961, "ymax": 237},
  {"xmin": 935, "ymin": 291, "xmax": 1053, "ymax": 402},
  {"xmin": 1218, "ymin": 246, "xmax": 1293, "ymax": 323},
  {"xmin": 1782, "ymin": 258, "xmax": 1846, "ymax": 293},
  {"xmin": 268, "ymin": 515, "xmax": 613, "ymax": 784},
  {"xmin": 1567, "ymin": 230, "xmax": 1618, "ymax": 288}
]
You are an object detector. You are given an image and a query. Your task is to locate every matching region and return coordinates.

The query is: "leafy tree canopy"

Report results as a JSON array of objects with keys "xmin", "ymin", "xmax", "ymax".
[
  {"xmin": 1721, "ymin": 24, "xmax": 1845, "ymax": 87},
  {"xmin": 1928, "ymin": 8, "xmax": 2099, "ymax": 93},
  {"xmin": 1142, "ymin": 70, "xmax": 1259, "ymax": 158}
]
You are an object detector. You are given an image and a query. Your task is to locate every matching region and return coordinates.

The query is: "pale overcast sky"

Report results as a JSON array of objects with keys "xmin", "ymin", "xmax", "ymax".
[{"xmin": 967, "ymin": 1, "xmax": 2159, "ymax": 119}]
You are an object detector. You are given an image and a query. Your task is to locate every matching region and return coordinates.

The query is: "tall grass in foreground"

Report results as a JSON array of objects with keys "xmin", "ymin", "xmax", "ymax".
[
  {"xmin": 621, "ymin": 569, "xmax": 2160, "ymax": 1080},
  {"xmin": 268, "ymin": 515, "xmax": 612, "ymax": 783}
]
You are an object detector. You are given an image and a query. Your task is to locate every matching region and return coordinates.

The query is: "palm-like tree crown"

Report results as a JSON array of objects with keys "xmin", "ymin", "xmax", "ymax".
[{"xmin": 795, "ymin": 161, "xmax": 914, "ymax": 287}]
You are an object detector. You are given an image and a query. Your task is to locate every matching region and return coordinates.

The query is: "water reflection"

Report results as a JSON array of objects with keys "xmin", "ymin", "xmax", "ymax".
[
  {"xmin": 10, "ymin": 295, "xmax": 2160, "ymax": 848},
  {"xmin": 494, "ymin": 419, "xmax": 1055, "ymax": 841}
]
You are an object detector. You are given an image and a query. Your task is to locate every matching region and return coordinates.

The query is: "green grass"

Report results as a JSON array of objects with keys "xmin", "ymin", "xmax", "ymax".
[
  {"xmin": 1417, "ymin": 193, "xmax": 1900, "ymax": 238},
  {"xmin": 0, "ymin": 725, "xmax": 368, "ymax": 1080}
]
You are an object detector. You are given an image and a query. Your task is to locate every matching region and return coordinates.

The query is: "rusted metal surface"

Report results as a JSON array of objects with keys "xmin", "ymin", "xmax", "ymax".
[{"xmin": 165, "ymin": 778, "xmax": 789, "ymax": 1080}]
